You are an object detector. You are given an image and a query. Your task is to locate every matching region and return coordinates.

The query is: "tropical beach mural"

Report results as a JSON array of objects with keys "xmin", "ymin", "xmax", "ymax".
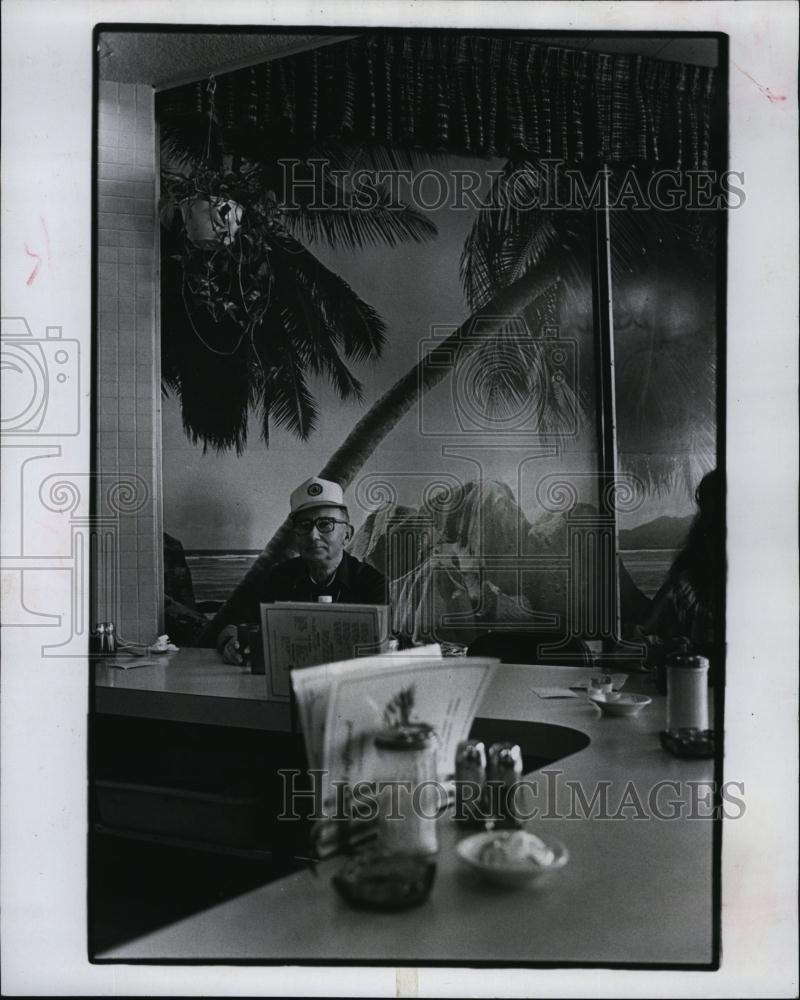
[{"xmin": 158, "ymin": 31, "xmax": 721, "ymax": 650}]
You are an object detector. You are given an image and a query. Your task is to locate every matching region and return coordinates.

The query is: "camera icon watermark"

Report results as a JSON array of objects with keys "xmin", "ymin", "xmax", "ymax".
[
  {"xmin": 1, "ymin": 317, "xmax": 80, "ymax": 436},
  {"xmin": 418, "ymin": 318, "xmax": 579, "ymax": 439}
]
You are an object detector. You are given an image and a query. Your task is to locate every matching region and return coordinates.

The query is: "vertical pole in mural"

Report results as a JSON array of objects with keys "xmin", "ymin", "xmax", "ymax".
[{"xmin": 591, "ymin": 164, "xmax": 622, "ymax": 649}]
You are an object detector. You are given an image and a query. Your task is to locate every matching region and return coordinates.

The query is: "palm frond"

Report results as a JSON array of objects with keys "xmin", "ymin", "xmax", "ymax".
[
  {"xmin": 319, "ymin": 349, "xmax": 365, "ymax": 403},
  {"xmin": 327, "ymin": 142, "xmax": 455, "ymax": 174},
  {"xmin": 249, "ymin": 247, "xmax": 371, "ymax": 438},
  {"xmin": 268, "ymin": 230, "xmax": 387, "ymax": 362},
  {"xmin": 460, "ymin": 161, "xmax": 569, "ymax": 311},
  {"xmin": 281, "ymin": 179, "xmax": 438, "ymax": 250},
  {"xmin": 263, "ymin": 330, "xmax": 319, "ymax": 441},
  {"xmin": 262, "ymin": 252, "xmax": 354, "ymax": 381},
  {"xmin": 464, "ymin": 329, "xmax": 584, "ymax": 436}
]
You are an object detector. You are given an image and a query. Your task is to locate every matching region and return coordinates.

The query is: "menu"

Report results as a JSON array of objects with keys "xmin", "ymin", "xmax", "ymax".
[
  {"xmin": 259, "ymin": 601, "xmax": 390, "ymax": 701},
  {"xmin": 291, "ymin": 648, "xmax": 497, "ymax": 812}
]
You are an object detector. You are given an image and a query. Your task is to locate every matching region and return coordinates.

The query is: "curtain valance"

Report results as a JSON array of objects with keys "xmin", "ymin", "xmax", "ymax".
[{"xmin": 156, "ymin": 32, "xmax": 720, "ymax": 170}]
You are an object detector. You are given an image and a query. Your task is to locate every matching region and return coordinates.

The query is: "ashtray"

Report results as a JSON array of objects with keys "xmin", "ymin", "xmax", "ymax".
[
  {"xmin": 588, "ymin": 692, "xmax": 652, "ymax": 717},
  {"xmin": 332, "ymin": 850, "xmax": 437, "ymax": 911},
  {"xmin": 660, "ymin": 729, "xmax": 716, "ymax": 758}
]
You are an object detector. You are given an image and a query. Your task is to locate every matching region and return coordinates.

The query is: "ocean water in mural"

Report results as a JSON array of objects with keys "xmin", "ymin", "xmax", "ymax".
[{"xmin": 186, "ymin": 545, "xmax": 679, "ymax": 607}]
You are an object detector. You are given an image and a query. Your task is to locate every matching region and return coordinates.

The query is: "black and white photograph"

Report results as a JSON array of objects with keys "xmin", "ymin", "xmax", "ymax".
[{"xmin": 1, "ymin": 2, "xmax": 797, "ymax": 996}]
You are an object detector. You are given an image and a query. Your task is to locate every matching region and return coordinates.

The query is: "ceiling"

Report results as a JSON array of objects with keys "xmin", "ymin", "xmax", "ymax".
[
  {"xmin": 97, "ymin": 30, "xmax": 718, "ymax": 90},
  {"xmin": 97, "ymin": 32, "xmax": 351, "ymax": 89},
  {"xmin": 527, "ymin": 34, "xmax": 718, "ymax": 68}
]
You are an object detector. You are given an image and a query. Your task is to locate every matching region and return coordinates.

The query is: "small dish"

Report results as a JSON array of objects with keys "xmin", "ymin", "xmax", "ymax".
[
  {"xmin": 456, "ymin": 829, "xmax": 568, "ymax": 888},
  {"xmin": 588, "ymin": 691, "xmax": 652, "ymax": 717},
  {"xmin": 332, "ymin": 850, "xmax": 437, "ymax": 911}
]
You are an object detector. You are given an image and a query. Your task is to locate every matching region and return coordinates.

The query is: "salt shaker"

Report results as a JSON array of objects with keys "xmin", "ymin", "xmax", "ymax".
[
  {"xmin": 666, "ymin": 642, "xmax": 710, "ymax": 733},
  {"xmin": 454, "ymin": 739, "xmax": 486, "ymax": 824},
  {"xmin": 103, "ymin": 621, "xmax": 117, "ymax": 655},
  {"xmin": 91, "ymin": 622, "xmax": 106, "ymax": 656},
  {"xmin": 373, "ymin": 723, "xmax": 439, "ymax": 855}
]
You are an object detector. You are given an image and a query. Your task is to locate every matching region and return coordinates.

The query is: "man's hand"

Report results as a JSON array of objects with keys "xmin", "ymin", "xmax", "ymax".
[{"xmin": 217, "ymin": 624, "xmax": 244, "ymax": 666}]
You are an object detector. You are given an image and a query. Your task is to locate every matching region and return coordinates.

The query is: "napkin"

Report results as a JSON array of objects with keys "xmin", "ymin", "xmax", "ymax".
[
  {"xmin": 103, "ymin": 656, "xmax": 154, "ymax": 670},
  {"xmin": 569, "ymin": 673, "xmax": 628, "ymax": 692},
  {"xmin": 531, "ymin": 686, "xmax": 579, "ymax": 699}
]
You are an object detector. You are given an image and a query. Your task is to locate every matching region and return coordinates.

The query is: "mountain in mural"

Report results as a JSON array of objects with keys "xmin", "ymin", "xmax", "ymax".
[
  {"xmin": 351, "ymin": 479, "xmax": 654, "ymax": 644},
  {"xmin": 349, "ymin": 502, "xmax": 430, "ymax": 579},
  {"xmin": 526, "ymin": 503, "xmax": 597, "ymax": 554},
  {"xmin": 618, "ymin": 514, "xmax": 694, "ymax": 551},
  {"xmin": 351, "ymin": 480, "xmax": 535, "ymax": 580}
]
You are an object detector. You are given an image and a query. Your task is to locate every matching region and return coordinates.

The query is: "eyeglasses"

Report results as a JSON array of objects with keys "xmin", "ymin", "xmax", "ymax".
[{"xmin": 292, "ymin": 516, "xmax": 349, "ymax": 535}]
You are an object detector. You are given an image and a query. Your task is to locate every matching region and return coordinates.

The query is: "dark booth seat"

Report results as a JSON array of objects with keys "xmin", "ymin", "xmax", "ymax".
[{"xmin": 467, "ymin": 630, "xmax": 592, "ymax": 667}]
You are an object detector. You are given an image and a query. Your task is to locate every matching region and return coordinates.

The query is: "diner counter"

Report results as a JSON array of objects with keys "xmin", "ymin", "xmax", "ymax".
[
  {"xmin": 94, "ymin": 648, "xmax": 292, "ymax": 730},
  {"xmin": 96, "ymin": 652, "xmax": 717, "ymax": 966}
]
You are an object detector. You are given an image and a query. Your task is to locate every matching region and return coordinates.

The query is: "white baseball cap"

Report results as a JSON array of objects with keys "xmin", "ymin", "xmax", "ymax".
[{"xmin": 289, "ymin": 477, "xmax": 347, "ymax": 515}]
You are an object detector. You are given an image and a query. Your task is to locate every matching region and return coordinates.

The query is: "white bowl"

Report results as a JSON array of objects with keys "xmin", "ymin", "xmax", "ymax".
[
  {"xmin": 588, "ymin": 691, "xmax": 652, "ymax": 717},
  {"xmin": 456, "ymin": 830, "xmax": 569, "ymax": 888}
]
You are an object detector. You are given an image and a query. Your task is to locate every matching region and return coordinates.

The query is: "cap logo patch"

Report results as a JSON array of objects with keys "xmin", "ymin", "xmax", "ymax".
[{"xmin": 307, "ymin": 483, "xmax": 323, "ymax": 496}]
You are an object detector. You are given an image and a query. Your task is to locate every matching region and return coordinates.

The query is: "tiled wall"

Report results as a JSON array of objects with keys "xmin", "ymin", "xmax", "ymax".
[{"xmin": 96, "ymin": 81, "xmax": 163, "ymax": 643}]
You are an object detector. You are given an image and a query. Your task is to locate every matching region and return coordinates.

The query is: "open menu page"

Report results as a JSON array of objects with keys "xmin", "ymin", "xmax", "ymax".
[
  {"xmin": 292, "ymin": 650, "xmax": 497, "ymax": 811},
  {"xmin": 290, "ymin": 644, "xmax": 443, "ymax": 773}
]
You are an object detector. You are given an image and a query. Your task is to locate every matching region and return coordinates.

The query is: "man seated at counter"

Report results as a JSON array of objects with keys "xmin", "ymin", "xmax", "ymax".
[{"xmin": 216, "ymin": 477, "xmax": 388, "ymax": 665}]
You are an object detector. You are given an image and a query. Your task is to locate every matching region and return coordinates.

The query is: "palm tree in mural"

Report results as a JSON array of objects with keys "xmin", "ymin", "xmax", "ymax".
[
  {"xmin": 160, "ymin": 114, "xmax": 438, "ymax": 452},
  {"xmin": 199, "ymin": 255, "xmax": 569, "ymax": 638},
  {"xmin": 198, "ymin": 156, "xmax": 718, "ymax": 637},
  {"xmin": 458, "ymin": 157, "xmax": 718, "ymax": 493}
]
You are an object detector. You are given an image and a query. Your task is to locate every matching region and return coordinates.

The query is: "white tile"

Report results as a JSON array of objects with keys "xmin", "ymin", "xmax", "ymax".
[
  {"xmin": 118, "ymin": 83, "xmax": 137, "ymax": 106},
  {"xmin": 98, "ymin": 81, "xmax": 119, "ymax": 102}
]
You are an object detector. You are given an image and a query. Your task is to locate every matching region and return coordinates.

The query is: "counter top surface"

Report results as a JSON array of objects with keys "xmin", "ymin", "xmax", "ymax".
[
  {"xmin": 96, "ymin": 655, "xmax": 717, "ymax": 966},
  {"xmin": 94, "ymin": 648, "xmax": 292, "ymax": 729}
]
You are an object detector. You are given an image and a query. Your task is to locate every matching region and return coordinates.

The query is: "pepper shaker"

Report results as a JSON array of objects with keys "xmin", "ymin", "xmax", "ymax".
[{"xmin": 486, "ymin": 742, "xmax": 524, "ymax": 828}]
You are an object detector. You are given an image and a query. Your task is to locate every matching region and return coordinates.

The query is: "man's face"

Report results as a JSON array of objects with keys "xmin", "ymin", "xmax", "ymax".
[{"xmin": 291, "ymin": 504, "xmax": 352, "ymax": 571}]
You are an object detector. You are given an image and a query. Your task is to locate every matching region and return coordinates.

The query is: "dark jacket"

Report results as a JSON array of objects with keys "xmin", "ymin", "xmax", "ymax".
[
  {"xmin": 258, "ymin": 551, "xmax": 388, "ymax": 607},
  {"xmin": 208, "ymin": 551, "xmax": 388, "ymax": 648}
]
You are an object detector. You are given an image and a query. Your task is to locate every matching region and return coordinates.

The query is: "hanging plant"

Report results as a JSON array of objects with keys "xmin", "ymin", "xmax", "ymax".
[
  {"xmin": 160, "ymin": 163, "xmax": 258, "ymax": 247},
  {"xmin": 181, "ymin": 194, "xmax": 243, "ymax": 248},
  {"xmin": 160, "ymin": 161, "xmax": 284, "ymax": 342}
]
